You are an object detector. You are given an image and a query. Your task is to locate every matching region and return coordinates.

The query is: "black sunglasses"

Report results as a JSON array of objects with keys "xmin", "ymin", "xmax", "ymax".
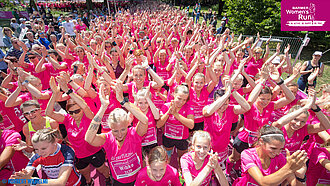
[{"xmin": 68, "ymin": 109, "xmax": 81, "ymax": 115}]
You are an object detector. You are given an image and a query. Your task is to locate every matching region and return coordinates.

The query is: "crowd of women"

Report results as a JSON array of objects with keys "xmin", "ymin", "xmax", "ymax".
[{"xmin": 0, "ymin": 1, "xmax": 329, "ymax": 186}]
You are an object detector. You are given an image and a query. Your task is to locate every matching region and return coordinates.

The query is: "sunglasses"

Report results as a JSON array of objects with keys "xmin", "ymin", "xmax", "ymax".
[
  {"xmin": 28, "ymin": 56, "xmax": 36, "ymax": 59},
  {"xmin": 68, "ymin": 108, "xmax": 81, "ymax": 115},
  {"xmin": 23, "ymin": 108, "xmax": 40, "ymax": 116},
  {"xmin": 254, "ymin": 52, "xmax": 261, "ymax": 54},
  {"xmin": 76, "ymin": 50, "xmax": 84, "ymax": 53}
]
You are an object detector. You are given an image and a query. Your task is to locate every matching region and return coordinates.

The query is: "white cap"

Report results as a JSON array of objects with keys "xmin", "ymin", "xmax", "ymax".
[
  {"xmin": 272, "ymin": 56, "xmax": 281, "ymax": 64},
  {"xmin": 313, "ymin": 51, "xmax": 322, "ymax": 56}
]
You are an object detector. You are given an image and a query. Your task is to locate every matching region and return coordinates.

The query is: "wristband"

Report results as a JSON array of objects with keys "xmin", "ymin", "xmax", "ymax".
[
  {"xmin": 146, "ymin": 66, "xmax": 151, "ymax": 71},
  {"xmin": 307, "ymin": 83, "xmax": 314, "ymax": 87},
  {"xmin": 75, "ymin": 86, "xmax": 81, "ymax": 91},
  {"xmin": 66, "ymin": 89, "xmax": 73, "ymax": 95},
  {"xmin": 276, "ymin": 79, "xmax": 284, "ymax": 85},
  {"xmin": 120, "ymin": 97, "xmax": 129, "ymax": 106},
  {"xmin": 205, "ymin": 65, "xmax": 211, "ymax": 68},
  {"xmin": 311, "ymin": 105, "xmax": 321, "ymax": 112},
  {"xmin": 295, "ymin": 175, "xmax": 306, "ymax": 182},
  {"xmin": 246, "ymin": 46, "xmax": 250, "ymax": 48},
  {"xmin": 179, "ymin": 58, "xmax": 182, "ymax": 61},
  {"xmin": 265, "ymin": 42, "xmax": 269, "ymax": 45},
  {"xmin": 45, "ymin": 54, "xmax": 50, "ymax": 58},
  {"xmin": 68, "ymin": 79, "xmax": 73, "ymax": 84}
]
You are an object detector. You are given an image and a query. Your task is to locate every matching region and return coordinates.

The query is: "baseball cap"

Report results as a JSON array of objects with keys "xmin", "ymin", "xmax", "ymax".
[
  {"xmin": 272, "ymin": 56, "xmax": 281, "ymax": 64},
  {"xmin": 313, "ymin": 51, "xmax": 322, "ymax": 56}
]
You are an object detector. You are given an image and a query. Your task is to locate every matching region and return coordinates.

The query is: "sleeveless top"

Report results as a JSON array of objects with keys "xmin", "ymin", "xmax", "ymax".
[
  {"xmin": 111, "ymin": 61, "xmax": 124, "ymax": 79},
  {"xmin": 300, "ymin": 60, "xmax": 322, "ymax": 82},
  {"xmin": 28, "ymin": 117, "xmax": 51, "ymax": 137}
]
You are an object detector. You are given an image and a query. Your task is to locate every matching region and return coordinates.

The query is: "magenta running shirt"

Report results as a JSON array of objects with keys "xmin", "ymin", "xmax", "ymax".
[
  {"xmin": 180, "ymin": 151, "xmax": 212, "ymax": 186},
  {"xmin": 135, "ymin": 164, "xmax": 181, "ymax": 186},
  {"xmin": 281, "ymin": 125, "xmax": 308, "ymax": 155},
  {"xmin": 204, "ymin": 105, "xmax": 235, "ymax": 154},
  {"xmin": 160, "ymin": 102, "xmax": 194, "ymax": 140},
  {"xmin": 238, "ymin": 102, "xmax": 275, "ymax": 144},
  {"xmin": 103, "ymin": 127, "xmax": 143, "ymax": 183},
  {"xmin": 62, "ymin": 114, "xmax": 102, "ymax": 158},
  {"xmin": 189, "ymin": 86, "xmax": 209, "ymax": 123},
  {"xmin": 132, "ymin": 109, "xmax": 157, "ymax": 146},
  {"xmin": 235, "ymin": 148, "xmax": 286, "ymax": 186},
  {"xmin": 306, "ymin": 147, "xmax": 330, "ymax": 185},
  {"xmin": 0, "ymin": 130, "xmax": 29, "ymax": 180}
]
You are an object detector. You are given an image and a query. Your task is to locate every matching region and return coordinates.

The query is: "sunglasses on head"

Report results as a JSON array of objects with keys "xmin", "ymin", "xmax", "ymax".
[
  {"xmin": 68, "ymin": 108, "xmax": 81, "ymax": 115},
  {"xmin": 23, "ymin": 108, "xmax": 40, "ymax": 116}
]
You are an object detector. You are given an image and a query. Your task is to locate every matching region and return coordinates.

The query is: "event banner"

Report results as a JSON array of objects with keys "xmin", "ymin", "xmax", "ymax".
[{"xmin": 281, "ymin": 0, "xmax": 330, "ymax": 31}]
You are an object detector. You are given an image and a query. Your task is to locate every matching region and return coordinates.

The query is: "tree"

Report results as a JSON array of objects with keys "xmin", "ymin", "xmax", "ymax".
[{"xmin": 224, "ymin": 0, "xmax": 281, "ymax": 35}]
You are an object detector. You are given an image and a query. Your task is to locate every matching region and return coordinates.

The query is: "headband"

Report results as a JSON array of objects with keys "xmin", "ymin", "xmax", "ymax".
[{"xmin": 261, "ymin": 134, "xmax": 284, "ymax": 138}]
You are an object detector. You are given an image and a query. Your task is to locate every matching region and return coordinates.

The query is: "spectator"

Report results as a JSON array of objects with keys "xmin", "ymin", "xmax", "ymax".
[
  {"xmin": 37, "ymin": 31, "xmax": 51, "ymax": 49},
  {"xmin": 62, "ymin": 16, "xmax": 76, "ymax": 37},
  {"xmin": 2, "ymin": 27, "xmax": 14, "ymax": 48},
  {"xmin": 10, "ymin": 18, "xmax": 21, "ymax": 37},
  {"xmin": 0, "ymin": 49, "xmax": 7, "ymax": 73},
  {"xmin": 24, "ymin": 32, "xmax": 41, "ymax": 50},
  {"xmin": 5, "ymin": 37, "xmax": 29, "ymax": 63},
  {"xmin": 298, "ymin": 51, "xmax": 324, "ymax": 92}
]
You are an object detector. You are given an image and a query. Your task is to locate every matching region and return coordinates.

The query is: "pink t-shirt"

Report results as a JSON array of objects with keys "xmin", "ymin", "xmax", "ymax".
[
  {"xmin": 245, "ymin": 57, "xmax": 264, "ymax": 77},
  {"xmin": 0, "ymin": 130, "xmax": 29, "ymax": 180},
  {"xmin": 238, "ymin": 102, "xmax": 275, "ymax": 144},
  {"xmin": 204, "ymin": 105, "xmax": 235, "ymax": 155},
  {"xmin": 93, "ymin": 91, "xmax": 121, "ymax": 133},
  {"xmin": 160, "ymin": 102, "xmax": 194, "ymax": 140},
  {"xmin": 135, "ymin": 164, "xmax": 181, "ymax": 186},
  {"xmin": 154, "ymin": 59, "xmax": 171, "ymax": 80},
  {"xmin": 0, "ymin": 100, "xmax": 26, "ymax": 132},
  {"xmin": 102, "ymin": 127, "xmax": 143, "ymax": 183},
  {"xmin": 235, "ymin": 148, "xmax": 286, "ymax": 186},
  {"xmin": 270, "ymin": 95, "xmax": 302, "ymax": 123},
  {"xmin": 190, "ymin": 86, "xmax": 209, "ymax": 123},
  {"xmin": 281, "ymin": 125, "xmax": 308, "ymax": 155},
  {"xmin": 62, "ymin": 114, "xmax": 102, "ymax": 158},
  {"xmin": 306, "ymin": 147, "xmax": 330, "ymax": 185},
  {"xmin": 132, "ymin": 109, "xmax": 157, "ymax": 146},
  {"xmin": 151, "ymin": 88, "xmax": 167, "ymax": 109},
  {"xmin": 125, "ymin": 81, "xmax": 154, "ymax": 103},
  {"xmin": 180, "ymin": 152, "xmax": 212, "ymax": 186}
]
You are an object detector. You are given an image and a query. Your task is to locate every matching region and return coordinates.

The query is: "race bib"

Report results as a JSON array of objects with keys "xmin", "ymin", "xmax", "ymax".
[
  {"xmin": 110, "ymin": 153, "xmax": 141, "ymax": 179},
  {"xmin": 142, "ymin": 127, "xmax": 157, "ymax": 146},
  {"xmin": 0, "ymin": 115, "xmax": 15, "ymax": 130},
  {"xmin": 164, "ymin": 122, "xmax": 184, "ymax": 140}
]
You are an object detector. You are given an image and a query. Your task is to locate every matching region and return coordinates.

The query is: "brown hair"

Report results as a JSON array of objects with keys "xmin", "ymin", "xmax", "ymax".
[{"xmin": 148, "ymin": 146, "xmax": 168, "ymax": 165}]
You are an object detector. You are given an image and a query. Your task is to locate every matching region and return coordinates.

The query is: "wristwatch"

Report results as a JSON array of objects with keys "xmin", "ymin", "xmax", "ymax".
[
  {"xmin": 120, "ymin": 97, "xmax": 129, "ymax": 106},
  {"xmin": 66, "ymin": 89, "xmax": 73, "ymax": 95},
  {"xmin": 22, "ymin": 80, "xmax": 29, "ymax": 85}
]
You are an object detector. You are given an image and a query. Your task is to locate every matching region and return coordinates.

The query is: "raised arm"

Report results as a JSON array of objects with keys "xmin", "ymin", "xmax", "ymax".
[
  {"xmin": 112, "ymin": 81, "xmax": 148, "ymax": 136},
  {"xmin": 85, "ymin": 84, "xmax": 108, "ymax": 147},
  {"xmin": 247, "ymin": 149, "xmax": 307, "ymax": 186},
  {"xmin": 57, "ymin": 73, "xmax": 94, "ymax": 119},
  {"xmin": 45, "ymin": 77, "xmax": 66, "ymax": 123}
]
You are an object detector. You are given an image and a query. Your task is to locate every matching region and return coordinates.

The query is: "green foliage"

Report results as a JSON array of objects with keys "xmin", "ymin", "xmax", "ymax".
[{"xmin": 224, "ymin": 0, "xmax": 281, "ymax": 35}]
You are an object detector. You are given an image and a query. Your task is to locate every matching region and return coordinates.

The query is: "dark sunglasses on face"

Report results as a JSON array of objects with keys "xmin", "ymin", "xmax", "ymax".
[
  {"xmin": 23, "ymin": 108, "xmax": 40, "ymax": 116},
  {"xmin": 28, "ymin": 56, "xmax": 36, "ymax": 59},
  {"xmin": 68, "ymin": 108, "xmax": 81, "ymax": 115}
]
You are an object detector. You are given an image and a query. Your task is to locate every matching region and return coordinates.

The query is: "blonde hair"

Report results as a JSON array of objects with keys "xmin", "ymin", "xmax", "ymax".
[
  {"xmin": 317, "ymin": 84, "xmax": 330, "ymax": 94},
  {"xmin": 108, "ymin": 108, "xmax": 129, "ymax": 127},
  {"xmin": 31, "ymin": 129, "xmax": 61, "ymax": 144},
  {"xmin": 191, "ymin": 130, "xmax": 211, "ymax": 150},
  {"xmin": 136, "ymin": 88, "xmax": 150, "ymax": 99}
]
